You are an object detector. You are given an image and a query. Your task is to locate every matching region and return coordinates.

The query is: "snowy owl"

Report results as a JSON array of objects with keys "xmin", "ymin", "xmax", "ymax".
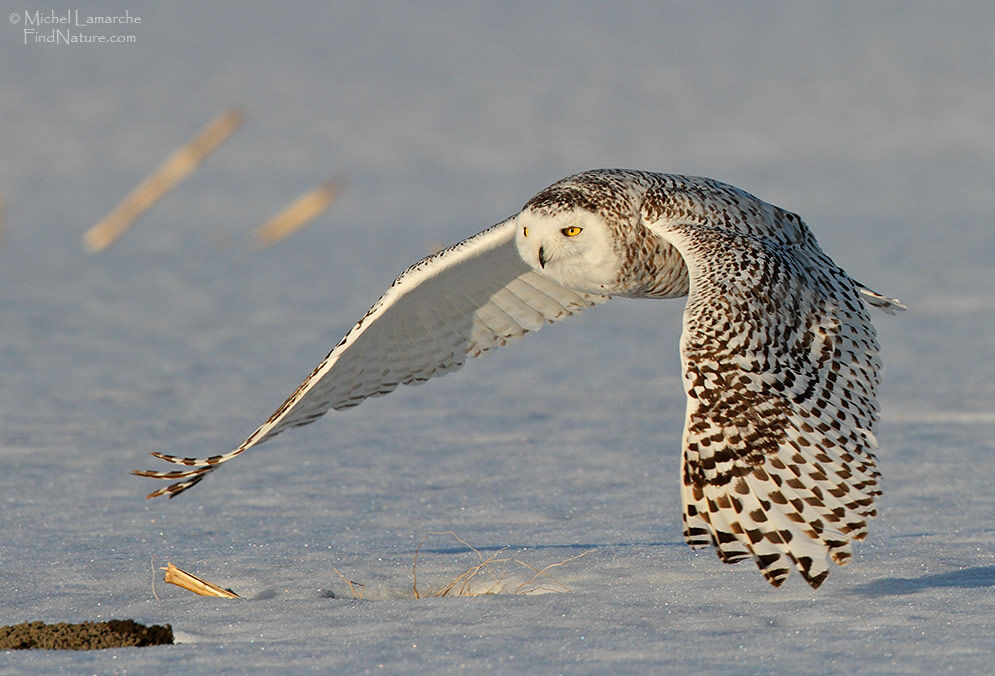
[{"xmin": 135, "ymin": 169, "xmax": 904, "ymax": 588}]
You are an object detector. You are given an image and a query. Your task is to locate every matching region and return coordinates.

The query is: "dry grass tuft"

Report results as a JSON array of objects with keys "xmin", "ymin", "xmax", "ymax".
[
  {"xmin": 153, "ymin": 534, "xmax": 593, "ymax": 602},
  {"xmin": 333, "ymin": 567, "xmax": 366, "ymax": 600},
  {"xmin": 410, "ymin": 531, "xmax": 595, "ymax": 599}
]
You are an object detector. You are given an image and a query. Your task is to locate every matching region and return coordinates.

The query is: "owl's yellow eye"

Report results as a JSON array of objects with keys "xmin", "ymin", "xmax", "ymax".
[
  {"xmin": 523, "ymin": 226, "xmax": 528, "ymax": 237},
  {"xmin": 561, "ymin": 226, "xmax": 583, "ymax": 237}
]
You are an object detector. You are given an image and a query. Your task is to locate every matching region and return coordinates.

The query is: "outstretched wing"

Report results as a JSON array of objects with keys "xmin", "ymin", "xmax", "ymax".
[
  {"xmin": 134, "ymin": 217, "xmax": 609, "ymax": 497},
  {"xmin": 648, "ymin": 219, "xmax": 886, "ymax": 588}
]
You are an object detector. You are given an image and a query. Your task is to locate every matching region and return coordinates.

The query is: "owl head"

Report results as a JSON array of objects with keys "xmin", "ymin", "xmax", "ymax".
[
  {"xmin": 514, "ymin": 172, "xmax": 643, "ymax": 294},
  {"xmin": 513, "ymin": 207, "xmax": 619, "ymax": 294}
]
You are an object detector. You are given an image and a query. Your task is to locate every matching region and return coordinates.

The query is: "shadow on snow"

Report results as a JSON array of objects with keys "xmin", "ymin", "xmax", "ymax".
[{"xmin": 850, "ymin": 565, "xmax": 995, "ymax": 596}]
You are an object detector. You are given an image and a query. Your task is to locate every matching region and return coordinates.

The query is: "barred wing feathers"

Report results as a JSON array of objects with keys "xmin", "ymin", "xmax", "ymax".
[
  {"xmin": 649, "ymin": 220, "xmax": 884, "ymax": 588},
  {"xmin": 134, "ymin": 218, "xmax": 608, "ymax": 497}
]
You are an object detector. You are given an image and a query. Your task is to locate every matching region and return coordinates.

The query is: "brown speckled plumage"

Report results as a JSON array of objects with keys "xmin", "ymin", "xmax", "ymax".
[{"xmin": 135, "ymin": 169, "xmax": 904, "ymax": 589}]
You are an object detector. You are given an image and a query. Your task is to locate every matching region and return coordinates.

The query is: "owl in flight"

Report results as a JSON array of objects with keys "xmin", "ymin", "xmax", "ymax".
[{"xmin": 136, "ymin": 169, "xmax": 904, "ymax": 588}]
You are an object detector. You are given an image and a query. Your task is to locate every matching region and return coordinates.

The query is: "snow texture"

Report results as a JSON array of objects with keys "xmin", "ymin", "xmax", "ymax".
[{"xmin": 1, "ymin": 1, "xmax": 992, "ymax": 673}]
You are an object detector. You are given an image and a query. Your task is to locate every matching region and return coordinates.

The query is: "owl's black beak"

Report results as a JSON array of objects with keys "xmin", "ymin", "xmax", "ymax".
[{"xmin": 538, "ymin": 246, "xmax": 548, "ymax": 269}]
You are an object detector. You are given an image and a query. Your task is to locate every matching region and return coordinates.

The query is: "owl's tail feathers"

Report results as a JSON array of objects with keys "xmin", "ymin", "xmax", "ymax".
[
  {"xmin": 132, "ymin": 447, "xmax": 247, "ymax": 499},
  {"xmin": 858, "ymin": 286, "xmax": 907, "ymax": 314}
]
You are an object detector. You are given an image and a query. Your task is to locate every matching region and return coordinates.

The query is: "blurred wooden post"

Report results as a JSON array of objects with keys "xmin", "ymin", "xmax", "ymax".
[
  {"xmin": 251, "ymin": 179, "xmax": 343, "ymax": 250},
  {"xmin": 83, "ymin": 108, "xmax": 244, "ymax": 253}
]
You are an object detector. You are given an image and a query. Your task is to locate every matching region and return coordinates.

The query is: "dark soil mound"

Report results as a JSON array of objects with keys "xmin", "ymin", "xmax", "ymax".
[{"xmin": 0, "ymin": 620, "xmax": 173, "ymax": 650}]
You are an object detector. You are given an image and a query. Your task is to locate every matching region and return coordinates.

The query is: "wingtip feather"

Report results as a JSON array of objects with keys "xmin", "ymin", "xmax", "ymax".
[{"xmin": 859, "ymin": 287, "xmax": 907, "ymax": 314}]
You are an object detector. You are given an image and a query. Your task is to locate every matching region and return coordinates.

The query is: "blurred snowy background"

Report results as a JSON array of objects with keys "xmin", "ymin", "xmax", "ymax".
[{"xmin": 1, "ymin": 1, "xmax": 992, "ymax": 672}]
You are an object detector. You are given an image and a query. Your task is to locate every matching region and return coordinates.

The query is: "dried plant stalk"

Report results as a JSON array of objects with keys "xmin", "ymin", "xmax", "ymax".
[
  {"xmin": 513, "ymin": 548, "xmax": 594, "ymax": 595},
  {"xmin": 83, "ymin": 107, "xmax": 244, "ymax": 252},
  {"xmin": 162, "ymin": 562, "xmax": 240, "ymax": 599},
  {"xmin": 412, "ymin": 531, "xmax": 595, "ymax": 598},
  {"xmin": 333, "ymin": 567, "xmax": 365, "ymax": 600},
  {"xmin": 250, "ymin": 179, "xmax": 343, "ymax": 250}
]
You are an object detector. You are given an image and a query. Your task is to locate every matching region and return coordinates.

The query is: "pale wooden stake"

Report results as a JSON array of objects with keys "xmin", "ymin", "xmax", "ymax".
[
  {"xmin": 250, "ymin": 179, "xmax": 343, "ymax": 250},
  {"xmin": 162, "ymin": 562, "xmax": 240, "ymax": 599},
  {"xmin": 83, "ymin": 108, "xmax": 244, "ymax": 253}
]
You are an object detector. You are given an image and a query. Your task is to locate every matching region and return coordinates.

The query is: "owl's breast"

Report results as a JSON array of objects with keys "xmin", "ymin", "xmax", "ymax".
[{"xmin": 614, "ymin": 230, "xmax": 690, "ymax": 299}]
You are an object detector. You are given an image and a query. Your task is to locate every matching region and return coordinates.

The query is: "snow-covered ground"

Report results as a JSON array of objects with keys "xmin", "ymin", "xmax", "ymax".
[{"xmin": 1, "ymin": 2, "xmax": 992, "ymax": 672}]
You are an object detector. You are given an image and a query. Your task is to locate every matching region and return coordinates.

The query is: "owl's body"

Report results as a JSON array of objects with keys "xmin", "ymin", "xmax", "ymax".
[{"xmin": 137, "ymin": 170, "xmax": 903, "ymax": 588}]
